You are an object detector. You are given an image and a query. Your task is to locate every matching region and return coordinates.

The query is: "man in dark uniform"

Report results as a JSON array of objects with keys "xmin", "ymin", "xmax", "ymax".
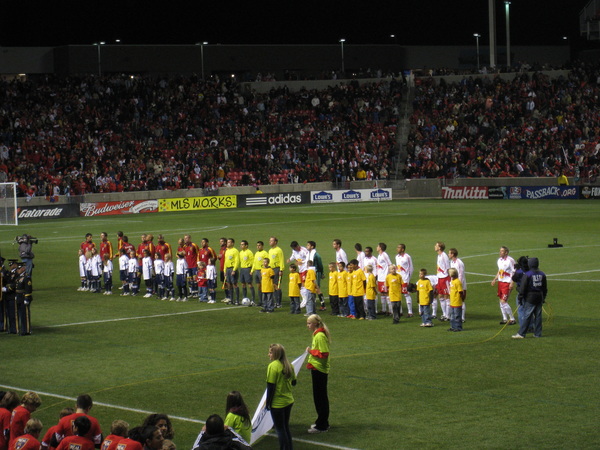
[
  {"xmin": 4, "ymin": 259, "xmax": 20, "ymax": 334},
  {"xmin": 0, "ymin": 256, "xmax": 6, "ymax": 332},
  {"xmin": 513, "ymin": 257, "xmax": 547, "ymax": 339},
  {"xmin": 15, "ymin": 262, "xmax": 33, "ymax": 336}
]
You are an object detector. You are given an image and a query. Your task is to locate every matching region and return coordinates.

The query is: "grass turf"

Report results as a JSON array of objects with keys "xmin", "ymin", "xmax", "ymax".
[{"xmin": 1, "ymin": 199, "xmax": 598, "ymax": 449}]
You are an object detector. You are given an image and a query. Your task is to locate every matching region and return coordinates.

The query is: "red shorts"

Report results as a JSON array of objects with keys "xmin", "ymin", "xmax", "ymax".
[
  {"xmin": 377, "ymin": 281, "xmax": 388, "ymax": 293},
  {"xmin": 436, "ymin": 276, "xmax": 450, "ymax": 296},
  {"xmin": 300, "ymin": 271, "xmax": 307, "ymax": 282},
  {"xmin": 497, "ymin": 282, "xmax": 510, "ymax": 301},
  {"xmin": 401, "ymin": 282, "xmax": 409, "ymax": 295}
]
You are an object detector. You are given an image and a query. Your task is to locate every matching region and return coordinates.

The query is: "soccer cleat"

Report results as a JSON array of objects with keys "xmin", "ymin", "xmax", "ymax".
[
  {"xmin": 169, "ymin": 297, "xmax": 176, "ymax": 301},
  {"xmin": 424, "ymin": 323, "xmax": 434, "ymax": 327},
  {"xmin": 512, "ymin": 334, "xmax": 525, "ymax": 339},
  {"xmin": 508, "ymin": 320, "xmax": 516, "ymax": 325},
  {"xmin": 181, "ymin": 297, "xmax": 188, "ymax": 302},
  {"xmin": 120, "ymin": 292, "xmax": 130, "ymax": 296},
  {"xmin": 308, "ymin": 426, "xmax": 328, "ymax": 434},
  {"xmin": 407, "ymin": 314, "xmax": 413, "ymax": 318},
  {"xmin": 500, "ymin": 320, "xmax": 508, "ymax": 324},
  {"xmin": 432, "ymin": 315, "xmax": 437, "ymax": 319},
  {"xmin": 319, "ymin": 306, "xmax": 327, "ymax": 311},
  {"xmin": 222, "ymin": 298, "xmax": 231, "ymax": 303},
  {"xmin": 420, "ymin": 323, "xmax": 426, "ymax": 327},
  {"xmin": 161, "ymin": 297, "xmax": 168, "ymax": 301},
  {"xmin": 347, "ymin": 315, "xmax": 356, "ymax": 319}
]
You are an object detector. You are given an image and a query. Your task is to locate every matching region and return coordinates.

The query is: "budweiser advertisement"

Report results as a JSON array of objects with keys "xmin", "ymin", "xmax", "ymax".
[
  {"xmin": 80, "ymin": 200, "xmax": 158, "ymax": 217},
  {"xmin": 441, "ymin": 186, "xmax": 489, "ymax": 199}
]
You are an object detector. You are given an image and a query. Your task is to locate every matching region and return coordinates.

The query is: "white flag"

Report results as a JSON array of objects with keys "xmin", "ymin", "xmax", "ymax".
[{"xmin": 250, "ymin": 351, "xmax": 308, "ymax": 445}]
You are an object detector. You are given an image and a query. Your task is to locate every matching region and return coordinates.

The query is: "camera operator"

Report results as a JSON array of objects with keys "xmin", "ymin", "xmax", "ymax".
[{"xmin": 16, "ymin": 234, "xmax": 38, "ymax": 278}]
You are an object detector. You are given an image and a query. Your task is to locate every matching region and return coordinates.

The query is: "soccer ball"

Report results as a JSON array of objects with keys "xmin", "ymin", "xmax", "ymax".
[{"xmin": 241, "ymin": 298, "xmax": 252, "ymax": 306}]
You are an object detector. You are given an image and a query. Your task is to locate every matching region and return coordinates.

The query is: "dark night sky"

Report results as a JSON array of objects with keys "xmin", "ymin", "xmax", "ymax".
[{"xmin": 0, "ymin": 1, "xmax": 585, "ymax": 47}]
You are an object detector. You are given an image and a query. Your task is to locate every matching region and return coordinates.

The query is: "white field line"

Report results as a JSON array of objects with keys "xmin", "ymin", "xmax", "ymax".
[
  {"xmin": 38, "ymin": 306, "xmax": 240, "ymax": 328},
  {"xmin": 0, "ymin": 384, "xmax": 362, "ymax": 450}
]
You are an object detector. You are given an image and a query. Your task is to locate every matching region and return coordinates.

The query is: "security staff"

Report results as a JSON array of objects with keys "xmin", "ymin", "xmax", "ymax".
[
  {"xmin": 15, "ymin": 262, "xmax": 33, "ymax": 336},
  {"xmin": 0, "ymin": 256, "xmax": 6, "ymax": 332},
  {"xmin": 3, "ymin": 259, "xmax": 19, "ymax": 334}
]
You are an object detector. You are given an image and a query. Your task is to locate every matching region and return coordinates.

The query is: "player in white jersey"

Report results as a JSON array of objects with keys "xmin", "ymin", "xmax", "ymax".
[
  {"xmin": 354, "ymin": 243, "xmax": 366, "ymax": 269},
  {"xmin": 491, "ymin": 246, "xmax": 516, "ymax": 325},
  {"xmin": 333, "ymin": 239, "xmax": 348, "ymax": 265},
  {"xmin": 376, "ymin": 242, "xmax": 393, "ymax": 314},
  {"xmin": 434, "ymin": 241, "xmax": 451, "ymax": 321},
  {"xmin": 78, "ymin": 249, "xmax": 87, "ymax": 291},
  {"xmin": 154, "ymin": 253, "xmax": 165, "ymax": 299},
  {"xmin": 395, "ymin": 244, "xmax": 414, "ymax": 317},
  {"xmin": 448, "ymin": 248, "xmax": 467, "ymax": 322},
  {"xmin": 362, "ymin": 246, "xmax": 378, "ymax": 277},
  {"xmin": 163, "ymin": 253, "xmax": 175, "ymax": 300}
]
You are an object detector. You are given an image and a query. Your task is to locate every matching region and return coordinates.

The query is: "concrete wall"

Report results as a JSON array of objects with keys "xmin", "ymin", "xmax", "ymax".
[{"xmin": 0, "ymin": 44, "xmax": 570, "ymax": 76}]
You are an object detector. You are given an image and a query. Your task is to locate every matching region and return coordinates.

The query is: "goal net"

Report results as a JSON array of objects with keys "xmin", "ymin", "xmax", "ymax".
[{"xmin": 0, "ymin": 182, "xmax": 18, "ymax": 226}]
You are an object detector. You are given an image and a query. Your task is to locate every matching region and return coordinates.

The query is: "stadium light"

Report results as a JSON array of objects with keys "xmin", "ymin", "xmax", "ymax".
[
  {"xmin": 339, "ymin": 38, "xmax": 346, "ymax": 76},
  {"xmin": 473, "ymin": 33, "xmax": 481, "ymax": 70}
]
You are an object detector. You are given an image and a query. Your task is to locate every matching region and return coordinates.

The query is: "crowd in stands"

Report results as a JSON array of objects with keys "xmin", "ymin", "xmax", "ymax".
[
  {"xmin": 404, "ymin": 61, "xmax": 600, "ymax": 180},
  {"xmin": 0, "ymin": 74, "xmax": 400, "ymax": 199},
  {"xmin": 2, "ymin": 61, "xmax": 600, "ymax": 200}
]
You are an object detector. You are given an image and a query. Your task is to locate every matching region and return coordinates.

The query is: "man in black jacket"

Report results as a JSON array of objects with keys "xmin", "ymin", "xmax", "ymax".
[
  {"xmin": 513, "ymin": 257, "xmax": 547, "ymax": 339},
  {"xmin": 192, "ymin": 414, "xmax": 252, "ymax": 450}
]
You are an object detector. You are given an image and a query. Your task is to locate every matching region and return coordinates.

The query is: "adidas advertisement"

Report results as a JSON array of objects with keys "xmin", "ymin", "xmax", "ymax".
[{"xmin": 239, "ymin": 192, "xmax": 310, "ymax": 207}]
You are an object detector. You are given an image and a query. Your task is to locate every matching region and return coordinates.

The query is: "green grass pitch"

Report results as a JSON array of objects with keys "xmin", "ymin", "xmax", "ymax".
[{"xmin": 2, "ymin": 199, "xmax": 598, "ymax": 449}]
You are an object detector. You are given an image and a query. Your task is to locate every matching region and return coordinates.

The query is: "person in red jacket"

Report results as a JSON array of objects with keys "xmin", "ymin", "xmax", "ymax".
[
  {"xmin": 11, "ymin": 418, "xmax": 43, "ymax": 450},
  {"xmin": 56, "ymin": 417, "xmax": 94, "ymax": 450},
  {"xmin": 9, "ymin": 392, "xmax": 41, "ymax": 448},
  {"xmin": 41, "ymin": 408, "xmax": 74, "ymax": 450},
  {"xmin": 0, "ymin": 392, "xmax": 20, "ymax": 450},
  {"xmin": 53, "ymin": 395, "xmax": 102, "ymax": 448}
]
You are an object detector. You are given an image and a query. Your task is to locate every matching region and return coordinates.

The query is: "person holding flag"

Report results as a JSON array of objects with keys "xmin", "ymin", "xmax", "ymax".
[{"xmin": 266, "ymin": 343, "xmax": 296, "ymax": 450}]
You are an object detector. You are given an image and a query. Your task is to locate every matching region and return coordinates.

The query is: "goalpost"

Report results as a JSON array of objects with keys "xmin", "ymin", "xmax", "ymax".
[{"xmin": 0, "ymin": 182, "xmax": 18, "ymax": 226}]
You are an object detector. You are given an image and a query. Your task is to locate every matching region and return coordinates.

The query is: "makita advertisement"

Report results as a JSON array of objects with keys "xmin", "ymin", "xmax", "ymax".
[
  {"xmin": 441, "ymin": 186, "xmax": 489, "ymax": 199},
  {"xmin": 239, "ymin": 192, "xmax": 310, "ymax": 207},
  {"xmin": 310, "ymin": 188, "xmax": 392, "ymax": 203},
  {"xmin": 18, "ymin": 204, "xmax": 80, "ymax": 220}
]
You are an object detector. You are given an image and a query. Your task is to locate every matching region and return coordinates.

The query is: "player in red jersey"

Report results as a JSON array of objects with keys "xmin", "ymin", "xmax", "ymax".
[
  {"xmin": 120, "ymin": 236, "xmax": 135, "ymax": 255},
  {"xmin": 80, "ymin": 234, "xmax": 95, "ymax": 254},
  {"xmin": 9, "ymin": 392, "xmax": 41, "ymax": 448},
  {"xmin": 182, "ymin": 235, "xmax": 200, "ymax": 296},
  {"xmin": 53, "ymin": 395, "xmax": 102, "ymax": 448},
  {"xmin": 99, "ymin": 233, "xmax": 114, "ymax": 260},
  {"xmin": 198, "ymin": 238, "xmax": 217, "ymax": 265},
  {"xmin": 154, "ymin": 235, "xmax": 172, "ymax": 261}
]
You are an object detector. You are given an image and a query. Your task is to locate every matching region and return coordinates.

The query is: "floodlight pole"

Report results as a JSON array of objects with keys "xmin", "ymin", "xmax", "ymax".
[
  {"xmin": 505, "ymin": 1, "xmax": 511, "ymax": 68},
  {"xmin": 339, "ymin": 39, "xmax": 346, "ymax": 76},
  {"xmin": 473, "ymin": 33, "xmax": 481, "ymax": 70},
  {"xmin": 488, "ymin": 0, "xmax": 496, "ymax": 68}
]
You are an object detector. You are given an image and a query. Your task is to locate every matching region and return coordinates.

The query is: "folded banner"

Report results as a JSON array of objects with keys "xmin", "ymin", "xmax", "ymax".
[{"xmin": 250, "ymin": 351, "xmax": 308, "ymax": 445}]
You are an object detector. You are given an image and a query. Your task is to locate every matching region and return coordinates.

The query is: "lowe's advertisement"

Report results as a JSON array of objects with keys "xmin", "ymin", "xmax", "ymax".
[{"xmin": 311, "ymin": 188, "xmax": 393, "ymax": 203}]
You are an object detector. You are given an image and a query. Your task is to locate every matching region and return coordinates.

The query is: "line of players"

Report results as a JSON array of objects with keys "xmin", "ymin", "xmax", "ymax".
[{"xmin": 75, "ymin": 232, "xmax": 472, "ymax": 320}]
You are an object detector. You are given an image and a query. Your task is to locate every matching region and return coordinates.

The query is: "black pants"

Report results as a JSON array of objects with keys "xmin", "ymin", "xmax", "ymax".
[
  {"xmin": 311, "ymin": 369, "xmax": 330, "ymax": 430},
  {"xmin": 270, "ymin": 403, "xmax": 293, "ymax": 450}
]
